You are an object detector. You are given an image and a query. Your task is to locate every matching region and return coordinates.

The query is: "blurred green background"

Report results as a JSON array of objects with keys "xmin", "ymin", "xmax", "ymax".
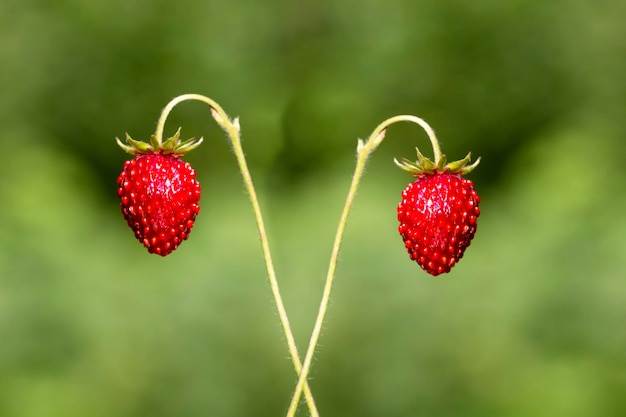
[{"xmin": 1, "ymin": 0, "xmax": 625, "ymax": 416}]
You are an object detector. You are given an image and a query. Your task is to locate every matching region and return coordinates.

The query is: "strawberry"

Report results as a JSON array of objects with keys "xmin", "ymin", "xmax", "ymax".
[
  {"xmin": 116, "ymin": 129, "xmax": 203, "ymax": 256},
  {"xmin": 395, "ymin": 147, "xmax": 480, "ymax": 276}
]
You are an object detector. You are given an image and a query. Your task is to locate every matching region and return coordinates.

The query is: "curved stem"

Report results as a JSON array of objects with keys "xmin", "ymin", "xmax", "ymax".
[
  {"xmin": 285, "ymin": 115, "xmax": 439, "ymax": 417},
  {"xmin": 156, "ymin": 94, "xmax": 319, "ymax": 417},
  {"xmin": 377, "ymin": 115, "xmax": 442, "ymax": 163}
]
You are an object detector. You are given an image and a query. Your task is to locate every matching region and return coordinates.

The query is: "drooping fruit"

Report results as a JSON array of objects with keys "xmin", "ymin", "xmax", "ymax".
[
  {"xmin": 116, "ymin": 129, "xmax": 203, "ymax": 256},
  {"xmin": 396, "ymin": 147, "xmax": 480, "ymax": 276}
]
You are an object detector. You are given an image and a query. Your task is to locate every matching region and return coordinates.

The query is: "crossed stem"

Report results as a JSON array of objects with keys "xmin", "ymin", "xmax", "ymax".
[
  {"xmin": 154, "ymin": 94, "xmax": 319, "ymax": 416},
  {"xmin": 155, "ymin": 95, "xmax": 441, "ymax": 417},
  {"xmin": 284, "ymin": 115, "xmax": 441, "ymax": 416}
]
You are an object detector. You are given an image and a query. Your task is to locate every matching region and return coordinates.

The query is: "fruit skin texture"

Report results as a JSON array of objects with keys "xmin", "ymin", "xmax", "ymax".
[
  {"xmin": 117, "ymin": 152, "xmax": 201, "ymax": 256},
  {"xmin": 397, "ymin": 173, "xmax": 480, "ymax": 276}
]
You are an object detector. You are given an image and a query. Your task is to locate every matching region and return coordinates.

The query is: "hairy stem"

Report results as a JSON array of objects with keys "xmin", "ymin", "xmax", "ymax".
[
  {"xmin": 285, "ymin": 115, "xmax": 440, "ymax": 416},
  {"xmin": 156, "ymin": 94, "xmax": 319, "ymax": 417}
]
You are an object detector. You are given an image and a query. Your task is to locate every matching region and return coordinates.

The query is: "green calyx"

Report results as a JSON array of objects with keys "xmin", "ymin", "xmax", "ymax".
[
  {"xmin": 116, "ymin": 127, "xmax": 203, "ymax": 156},
  {"xmin": 394, "ymin": 147, "xmax": 480, "ymax": 176}
]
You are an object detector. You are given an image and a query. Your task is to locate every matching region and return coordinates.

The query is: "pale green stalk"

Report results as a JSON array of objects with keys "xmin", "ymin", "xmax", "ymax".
[
  {"xmin": 155, "ymin": 94, "xmax": 319, "ymax": 417},
  {"xmin": 285, "ymin": 115, "xmax": 441, "ymax": 417}
]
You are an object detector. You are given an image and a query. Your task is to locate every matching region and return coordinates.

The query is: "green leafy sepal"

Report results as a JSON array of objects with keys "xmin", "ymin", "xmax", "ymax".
[
  {"xmin": 394, "ymin": 147, "xmax": 480, "ymax": 176},
  {"xmin": 116, "ymin": 127, "xmax": 203, "ymax": 156}
]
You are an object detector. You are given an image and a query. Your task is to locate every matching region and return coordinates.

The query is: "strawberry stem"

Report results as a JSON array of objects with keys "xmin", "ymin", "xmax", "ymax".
[
  {"xmin": 369, "ymin": 115, "xmax": 444, "ymax": 164},
  {"xmin": 285, "ymin": 114, "xmax": 446, "ymax": 415},
  {"xmin": 154, "ymin": 94, "xmax": 320, "ymax": 417}
]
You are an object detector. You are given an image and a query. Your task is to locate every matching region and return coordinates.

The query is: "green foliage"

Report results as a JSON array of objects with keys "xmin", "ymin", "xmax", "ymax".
[{"xmin": 1, "ymin": 0, "xmax": 626, "ymax": 416}]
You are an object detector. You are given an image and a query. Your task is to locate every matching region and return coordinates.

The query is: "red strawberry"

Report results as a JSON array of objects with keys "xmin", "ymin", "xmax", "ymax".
[
  {"xmin": 396, "ymin": 148, "xmax": 480, "ymax": 276},
  {"xmin": 116, "ymin": 129, "xmax": 202, "ymax": 256}
]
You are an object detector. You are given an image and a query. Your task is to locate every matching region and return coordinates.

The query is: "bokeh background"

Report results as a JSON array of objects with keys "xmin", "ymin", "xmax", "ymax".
[{"xmin": 1, "ymin": 0, "xmax": 625, "ymax": 416}]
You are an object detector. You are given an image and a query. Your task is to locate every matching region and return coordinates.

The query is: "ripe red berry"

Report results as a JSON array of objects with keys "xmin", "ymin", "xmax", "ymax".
[
  {"xmin": 117, "ymin": 153, "xmax": 201, "ymax": 256},
  {"xmin": 395, "ymin": 147, "xmax": 480, "ymax": 276},
  {"xmin": 116, "ymin": 129, "xmax": 203, "ymax": 256},
  {"xmin": 397, "ymin": 173, "xmax": 480, "ymax": 276}
]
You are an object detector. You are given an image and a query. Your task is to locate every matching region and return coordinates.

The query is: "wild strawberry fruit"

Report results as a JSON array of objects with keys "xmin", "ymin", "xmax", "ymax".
[
  {"xmin": 116, "ymin": 129, "xmax": 202, "ymax": 256},
  {"xmin": 396, "ymin": 147, "xmax": 480, "ymax": 276}
]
